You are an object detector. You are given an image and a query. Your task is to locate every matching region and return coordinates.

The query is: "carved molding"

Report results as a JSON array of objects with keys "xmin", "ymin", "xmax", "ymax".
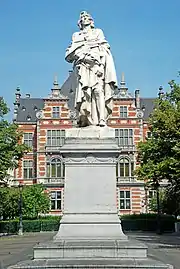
[{"xmin": 64, "ymin": 154, "xmax": 116, "ymax": 164}]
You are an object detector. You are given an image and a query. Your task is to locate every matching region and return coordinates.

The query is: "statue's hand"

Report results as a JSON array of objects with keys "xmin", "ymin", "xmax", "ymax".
[
  {"xmin": 96, "ymin": 70, "xmax": 103, "ymax": 77},
  {"xmin": 96, "ymin": 65, "xmax": 104, "ymax": 77},
  {"xmin": 84, "ymin": 54, "xmax": 95, "ymax": 65}
]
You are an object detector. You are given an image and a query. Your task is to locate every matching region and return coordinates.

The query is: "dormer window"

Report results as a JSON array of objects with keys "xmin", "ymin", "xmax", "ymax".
[
  {"xmin": 120, "ymin": 106, "xmax": 128, "ymax": 118},
  {"xmin": 27, "ymin": 115, "xmax": 31, "ymax": 121},
  {"xmin": 142, "ymin": 105, "xmax": 145, "ymax": 112},
  {"xmin": 52, "ymin": 106, "xmax": 60, "ymax": 119},
  {"xmin": 22, "ymin": 106, "xmax": 26, "ymax": 111}
]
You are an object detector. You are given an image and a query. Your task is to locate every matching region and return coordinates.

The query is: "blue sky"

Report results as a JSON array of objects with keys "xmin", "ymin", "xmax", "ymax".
[{"xmin": 0, "ymin": 0, "xmax": 180, "ymax": 117}]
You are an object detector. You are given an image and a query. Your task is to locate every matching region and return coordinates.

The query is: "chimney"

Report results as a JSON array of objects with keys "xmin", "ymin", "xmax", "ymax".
[
  {"xmin": 135, "ymin": 89, "xmax": 140, "ymax": 109},
  {"xmin": 26, "ymin": 93, "xmax": 30, "ymax": 98}
]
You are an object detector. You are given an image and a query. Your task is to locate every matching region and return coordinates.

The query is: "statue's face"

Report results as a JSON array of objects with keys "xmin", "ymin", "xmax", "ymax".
[{"xmin": 81, "ymin": 14, "xmax": 92, "ymax": 27}]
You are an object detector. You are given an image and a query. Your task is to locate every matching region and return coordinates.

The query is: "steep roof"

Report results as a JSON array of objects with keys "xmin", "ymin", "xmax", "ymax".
[
  {"xmin": 140, "ymin": 98, "xmax": 156, "ymax": 120},
  {"xmin": 61, "ymin": 72, "xmax": 75, "ymax": 110},
  {"xmin": 16, "ymin": 98, "xmax": 44, "ymax": 122}
]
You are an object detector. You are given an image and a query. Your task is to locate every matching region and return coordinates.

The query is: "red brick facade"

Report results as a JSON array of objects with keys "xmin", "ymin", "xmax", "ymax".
[{"xmin": 13, "ymin": 76, "xmax": 155, "ymax": 215}]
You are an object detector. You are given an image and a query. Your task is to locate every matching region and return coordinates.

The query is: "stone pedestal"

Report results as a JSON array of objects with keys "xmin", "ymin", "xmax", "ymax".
[
  {"xmin": 8, "ymin": 126, "xmax": 173, "ymax": 269},
  {"xmin": 54, "ymin": 126, "xmax": 127, "ymax": 241}
]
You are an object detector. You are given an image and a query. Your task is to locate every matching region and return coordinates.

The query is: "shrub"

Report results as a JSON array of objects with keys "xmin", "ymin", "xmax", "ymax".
[
  {"xmin": 121, "ymin": 213, "xmax": 175, "ymax": 232},
  {"xmin": 0, "ymin": 214, "xmax": 175, "ymax": 234},
  {"xmin": 0, "ymin": 220, "xmax": 18, "ymax": 234},
  {"xmin": 40, "ymin": 219, "xmax": 60, "ymax": 231},
  {"xmin": 0, "ymin": 217, "xmax": 61, "ymax": 234}
]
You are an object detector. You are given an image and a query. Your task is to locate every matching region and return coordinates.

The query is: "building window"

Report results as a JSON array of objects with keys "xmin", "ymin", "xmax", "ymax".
[
  {"xmin": 23, "ymin": 133, "xmax": 33, "ymax": 147},
  {"xmin": 148, "ymin": 190, "xmax": 156, "ymax": 199},
  {"xmin": 47, "ymin": 130, "xmax": 65, "ymax": 146},
  {"xmin": 50, "ymin": 191, "xmax": 62, "ymax": 210},
  {"xmin": 47, "ymin": 158, "xmax": 65, "ymax": 178},
  {"xmin": 116, "ymin": 157, "xmax": 134, "ymax": 177},
  {"xmin": 120, "ymin": 106, "xmax": 128, "ymax": 118},
  {"xmin": 27, "ymin": 115, "xmax": 31, "ymax": 121},
  {"xmin": 52, "ymin": 107, "xmax": 60, "ymax": 118},
  {"xmin": 115, "ymin": 129, "xmax": 133, "ymax": 146},
  {"xmin": 120, "ymin": 190, "xmax": 131, "ymax": 209},
  {"xmin": 23, "ymin": 160, "xmax": 33, "ymax": 179}
]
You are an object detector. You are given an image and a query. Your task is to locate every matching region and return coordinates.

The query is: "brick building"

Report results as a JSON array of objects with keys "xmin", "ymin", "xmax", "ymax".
[{"xmin": 13, "ymin": 73, "xmax": 155, "ymax": 216}]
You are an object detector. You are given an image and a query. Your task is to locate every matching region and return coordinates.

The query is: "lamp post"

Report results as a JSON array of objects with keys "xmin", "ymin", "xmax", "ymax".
[
  {"xmin": 155, "ymin": 182, "xmax": 162, "ymax": 234},
  {"xmin": 18, "ymin": 183, "xmax": 23, "ymax": 236},
  {"xmin": 155, "ymin": 85, "xmax": 164, "ymax": 235}
]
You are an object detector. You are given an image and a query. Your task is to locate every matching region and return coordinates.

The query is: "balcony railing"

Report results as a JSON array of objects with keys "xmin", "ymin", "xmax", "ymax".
[
  {"xmin": 43, "ymin": 177, "xmax": 65, "ymax": 185},
  {"xmin": 119, "ymin": 145, "xmax": 136, "ymax": 152},
  {"xmin": 117, "ymin": 176, "xmax": 137, "ymax": 184},
  {"xmin": 45, "ymin": 145, "xmax": 63, "ymax": 152}
]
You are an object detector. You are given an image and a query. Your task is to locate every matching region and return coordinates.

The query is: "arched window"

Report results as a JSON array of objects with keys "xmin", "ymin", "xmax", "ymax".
[
  {"xmin": 116, "ymin": 157, "xmax": 134, "ymax": 178},
  {"xmin": 47, "ymin": 158, "xmax": 65, "ymax": 178}
]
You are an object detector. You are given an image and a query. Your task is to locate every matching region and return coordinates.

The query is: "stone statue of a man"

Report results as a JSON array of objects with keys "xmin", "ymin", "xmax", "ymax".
[{"xmin": 65, "ymin": 11, "xmax": 118, "ymax": 127}]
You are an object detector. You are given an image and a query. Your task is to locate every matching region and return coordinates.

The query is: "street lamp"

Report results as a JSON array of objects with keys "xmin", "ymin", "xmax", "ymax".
[
  {"xmin": 18, "ymin": 182, "xmax": 23, "ymax": 236},
  {"xmin": 155, "ymin": 182, "xmax": 162, "ymax": 234}
]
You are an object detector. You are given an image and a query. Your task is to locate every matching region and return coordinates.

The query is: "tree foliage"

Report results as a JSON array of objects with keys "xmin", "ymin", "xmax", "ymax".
[
  {"xmin": 0, "ymin": 187, "xmax": 19, "ymax": 220},
  {"xmin": 149, "ymin": 187, "xmax": 180, "ymax": 217},
  {"xmin": 136, "ymin": 79, "xmax": 180, "ymax": 213},
  {"xmin": 0, "ymin": 98, "xmax": 29, "ymax": 185},
  {"xmin": 0, "ymin": 184, "xmax": 50, "ymax": 220},
  {"xmin": 22, "ymin": 184, "xmax": 50, "ymax": 219},
  {"xmin": 148, "ymin": 189, "xmax": 165, "ymax": 213}
]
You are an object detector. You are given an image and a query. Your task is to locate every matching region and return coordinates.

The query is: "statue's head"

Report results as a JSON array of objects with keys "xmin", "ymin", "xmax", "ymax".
[{"xmin": 78, "ymin": 11, "xmax": 94, "ymax": 30}]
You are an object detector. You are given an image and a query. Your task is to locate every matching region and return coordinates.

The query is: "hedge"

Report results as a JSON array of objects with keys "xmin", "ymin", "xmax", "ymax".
[
  {"xmin": 121, "ymin": 213, "xmax": 175, "ymax": 232},
  {"xmin": 0, "ymin": 217, "xmax": 61, "ymax": 234},
  {"xmin": 121, "ymin": 213, "xmax": 175, "ymax": 220},
  {"xmin": 0, "ymin": 214, "xmax": 175, "ymax": 234}
]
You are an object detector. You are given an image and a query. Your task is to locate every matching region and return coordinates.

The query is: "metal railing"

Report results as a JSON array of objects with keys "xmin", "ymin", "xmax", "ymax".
[
  {"xmin": 119, "ymin": 145, "xmax": 136, "ymax": 152},
  {"xmin": 43, "ymin": 177, "xmax": 65, "ymax": 184},
  {"xmin": 117, "ymin": 176, "xmax": 137, "ymax": 184}
]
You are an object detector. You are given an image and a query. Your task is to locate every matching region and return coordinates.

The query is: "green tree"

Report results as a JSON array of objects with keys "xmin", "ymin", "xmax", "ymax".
[
  {"xmin": 148, "ymin": 189, "xmax": 165, "ymax": 213},
  {"xmin": 148, "ymin": 187, "xmax": 180, "ymax": 217},
  {"xmin": 0, "ymin": 185, "xmax": 50, "ymax": 220},
  {"xmin": 22, "ymin": 184, "xmax": 50, "ymax": 218},
  {"xmin": 0, "ymin": 187, "xmax": 19, "ymax": 220},
  {"xmin": 162, "ymin": 187, "xmax": 180, "ymax": 217},
  {"xmin": 136, "ymin": 79, "xmax": 180, "ymax": 216},
  {"xmin": 0, "ymin": 98, "xmax": 29, "ymax": 186}
]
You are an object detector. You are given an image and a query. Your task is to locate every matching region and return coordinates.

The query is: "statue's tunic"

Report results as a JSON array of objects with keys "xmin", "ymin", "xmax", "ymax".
[{"xmin": 65, "ymin": 28, "xmax": 117, "ymax": 125}]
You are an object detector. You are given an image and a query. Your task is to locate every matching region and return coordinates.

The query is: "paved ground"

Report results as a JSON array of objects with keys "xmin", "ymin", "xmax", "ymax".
[
  {"xmin": 0, "ymin": 232, "xmax": 54, "ymax": 269},
  {"xmin": 0, "ymin": 231, "xmax": 180, "ymax": 269},
  {"xmin": 128, "ymin": 232, "xmax": 180, "ymax": 269}
]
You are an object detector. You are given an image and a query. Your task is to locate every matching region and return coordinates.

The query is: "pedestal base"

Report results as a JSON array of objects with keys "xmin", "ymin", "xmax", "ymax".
[
  {"xmin": 9, "ymin": 239, "xmax": 173, "ymax": 269},
  {"xmin": 34, "ymin": 239, "xmax": 147, "ymax": 259},
  {"xmin": 54, "ymin": 214, "xmax": 127, "ymax": 241},
  {"xmin": 9, "ymin": 258, "xmax": 173, "ymax": 269}
]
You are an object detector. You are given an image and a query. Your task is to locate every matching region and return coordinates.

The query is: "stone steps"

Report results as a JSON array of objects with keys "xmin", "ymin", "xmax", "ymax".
[
  {"xmin": 9, "ymin": 257, "xmax": 173, "ymax": 269},
  {"xmin": 33, "ymin": 240, "xmax": 148, "ymax": 259}
]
